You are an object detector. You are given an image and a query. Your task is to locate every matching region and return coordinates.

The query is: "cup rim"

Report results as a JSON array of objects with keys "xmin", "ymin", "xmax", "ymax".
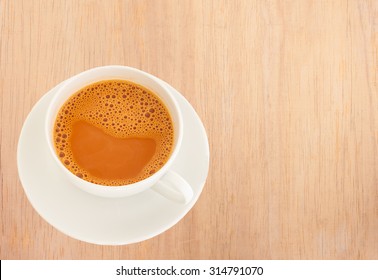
[{"xmin": 45, "ymin": 65, "xmax": 183, "ymax": 195}]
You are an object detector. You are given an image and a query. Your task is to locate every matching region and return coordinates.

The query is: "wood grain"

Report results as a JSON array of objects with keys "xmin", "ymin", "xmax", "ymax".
[{"xmin": 1, "ymin": 0, "xmax": 377, "ymax": 259}]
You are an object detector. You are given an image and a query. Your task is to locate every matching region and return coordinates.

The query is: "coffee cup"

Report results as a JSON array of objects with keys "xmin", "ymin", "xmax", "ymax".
[{"xmin": 45, "ymin": 65, "xmax": 193, "ymax": 204}]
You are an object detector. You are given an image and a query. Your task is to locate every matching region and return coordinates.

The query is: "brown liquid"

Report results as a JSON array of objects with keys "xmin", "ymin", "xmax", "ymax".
[{"xmin": 53, "ymin": 80, "xmax": 174, "ymax": 186}]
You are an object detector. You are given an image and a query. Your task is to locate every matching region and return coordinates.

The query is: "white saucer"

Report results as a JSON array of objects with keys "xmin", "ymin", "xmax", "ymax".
[{"xmin": 17, "ymin": 79, "xmax": 209, "ymax": 245}]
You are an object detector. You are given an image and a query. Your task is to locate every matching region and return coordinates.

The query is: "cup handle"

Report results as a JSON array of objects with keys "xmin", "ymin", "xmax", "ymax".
[{"xmin": 151, "ymin": 170, "xmax": 193, "ymax": 204}]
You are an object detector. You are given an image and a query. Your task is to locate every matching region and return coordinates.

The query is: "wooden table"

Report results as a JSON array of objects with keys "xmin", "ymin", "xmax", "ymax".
[{"xmin": 1, "ymin": 0, "xmax": 377, "ymax": 259}]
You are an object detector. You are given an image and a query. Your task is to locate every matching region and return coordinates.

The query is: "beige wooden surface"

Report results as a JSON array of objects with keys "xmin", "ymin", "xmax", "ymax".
[{"xmin": 1, "ymin": 0, "xmax": 378, "ymax": 259}]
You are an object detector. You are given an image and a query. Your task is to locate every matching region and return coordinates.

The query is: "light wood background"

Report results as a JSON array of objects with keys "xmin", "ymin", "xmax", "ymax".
[{"xmin": 1, "ymin": 0, "xmax": 377, "ymax": 259}]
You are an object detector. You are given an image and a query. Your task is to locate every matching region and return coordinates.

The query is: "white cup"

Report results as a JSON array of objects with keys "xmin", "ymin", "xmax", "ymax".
[{"xmin": 45, "ymin": 65, "xmax": 193, "ymax": 204}]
